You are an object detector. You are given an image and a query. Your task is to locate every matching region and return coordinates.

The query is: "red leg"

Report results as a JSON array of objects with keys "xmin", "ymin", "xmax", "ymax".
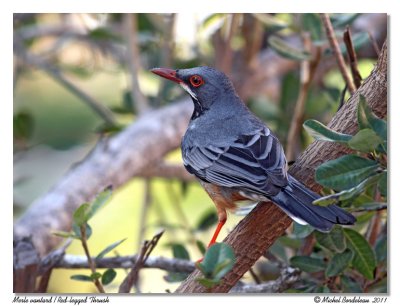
[
  {"xmin": 207, "ymin": 218, "xmax": 227, "ymax": 247},
  {"xmin": 196, "ymin": 211, "xmax": 227, "ymax": 263}
]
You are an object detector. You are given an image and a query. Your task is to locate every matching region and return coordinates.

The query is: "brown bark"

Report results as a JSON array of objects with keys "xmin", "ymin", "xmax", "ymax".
[{"xmin": 175, "ymin": 40, "xmax": 387, "ymax": 293}]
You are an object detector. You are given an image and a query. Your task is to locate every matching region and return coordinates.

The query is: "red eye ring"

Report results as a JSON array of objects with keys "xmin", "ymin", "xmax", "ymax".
[{"xmin": 189, "ymin": 75, "xmax": 204, "ymax": 87}]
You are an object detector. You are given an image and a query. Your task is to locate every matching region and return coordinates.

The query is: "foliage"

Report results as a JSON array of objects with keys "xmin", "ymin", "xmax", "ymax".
[
  {"xmin": 54, "ymin": 188, "xmax": 124, "ymax": 290},
  {"xmin": 196, "ymin": 243, "xmax": 236, "ymax": 289},
  {"xmin": 283, "ymin": 95, "xmax": 387, "ymax": 293}
]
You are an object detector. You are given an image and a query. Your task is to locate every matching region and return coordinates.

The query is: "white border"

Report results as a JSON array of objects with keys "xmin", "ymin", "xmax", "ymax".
[{"xmin": 2, "ymin": 1, "xmax": 398, "ymax": 305}]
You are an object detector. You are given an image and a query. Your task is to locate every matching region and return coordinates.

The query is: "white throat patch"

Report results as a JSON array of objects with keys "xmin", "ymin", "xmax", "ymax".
[{"xmin": 180, "ymin": 83, "xmax": 198, "ymax": 100}]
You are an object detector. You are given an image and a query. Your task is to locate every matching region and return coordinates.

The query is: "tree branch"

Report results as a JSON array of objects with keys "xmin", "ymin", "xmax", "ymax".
[
  {"xmin": 175, "ymin": 40, "xmax": 387, "ymax": 293},
  {"xmin": 119, "ymin": 230, "xmax": 164, "ymax": 293},
  {"xmin": 14, "ymin": 98, "xmax": 193, "ymax": 257},
  {"xmin": 320, "ymin": 13, "xmax": 356, "ymax": 94},
  {"xmin": 47, "ymin": 254, "xmax": 195, "ymax": 274},
  {"xmin": 344, "ymin": 26, "xmax": 362, "ymax": 89}
]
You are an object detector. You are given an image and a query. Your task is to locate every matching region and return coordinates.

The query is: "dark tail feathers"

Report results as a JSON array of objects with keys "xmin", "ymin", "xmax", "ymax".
[{"xmin": 270, "ymin": 175, "xmax": 356, "ymax": 232}]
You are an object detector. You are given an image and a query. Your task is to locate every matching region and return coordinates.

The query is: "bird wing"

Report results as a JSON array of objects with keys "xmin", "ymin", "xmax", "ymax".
[{"xmin": 182, "ymin": 127, "xmax": 288, "ymax": 196}]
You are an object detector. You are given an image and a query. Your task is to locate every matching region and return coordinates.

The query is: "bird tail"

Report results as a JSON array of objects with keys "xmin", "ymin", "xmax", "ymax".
[{"xmin": 270, "ymin": 175, "xmax": 356, "ymax": 232}]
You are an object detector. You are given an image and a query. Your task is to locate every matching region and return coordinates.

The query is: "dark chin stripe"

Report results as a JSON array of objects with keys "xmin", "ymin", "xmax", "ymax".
[{"xmin": 191, "ymin": 98, "xmax": 207, "ymax": 119}]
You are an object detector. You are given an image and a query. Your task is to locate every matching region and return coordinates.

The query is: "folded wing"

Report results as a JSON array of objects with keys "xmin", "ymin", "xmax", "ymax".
[{"xmin": 182, "ymin": 127, "xmax": 288, "ymax": 196}]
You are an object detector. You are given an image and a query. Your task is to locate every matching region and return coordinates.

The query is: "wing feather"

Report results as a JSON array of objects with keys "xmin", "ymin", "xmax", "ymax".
[{"xmin": 183, "ymin": 127, "xmax": 288, "ymax": 196}]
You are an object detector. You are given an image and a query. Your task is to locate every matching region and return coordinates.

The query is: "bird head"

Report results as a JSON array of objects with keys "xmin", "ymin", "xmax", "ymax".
[{"xmin": 151, "ymin": 66, "xmax": 238, "ymax": 117}]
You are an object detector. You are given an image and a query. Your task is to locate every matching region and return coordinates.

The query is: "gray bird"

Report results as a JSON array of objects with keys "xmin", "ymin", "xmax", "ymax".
[{"xmin": 151, "ymin": 66, "xmax": 356, "ymax": 247}]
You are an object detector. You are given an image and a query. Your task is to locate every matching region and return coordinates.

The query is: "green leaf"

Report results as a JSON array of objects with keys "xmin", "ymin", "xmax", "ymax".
[
  {"xmin": 356, "ymin": 211, "xmax": 375, "ymax": 224},
  {"xmin": 73, "ymin": 203, "xmax": 91, "ymax": 227},
  {"xmin": 348, "ymin": 129, "xmax": 382, "ymax": 153},
  {"xmin": 101, "ymin": 269, "xmax": 116, "ymax": 285},
  {"xmin": 290, "ymin": 256, "xmax": 326, "ymax": 273},
  {"xmin": 375, "ymin": 235, "xmax": 387, "ymax": 263},
  {"xmin": 171, "ymin": 243, "xmax": 191, "ymax": 260},
  {"xmin": 303, "ymin": 119, "xmax": 352, "ymax": 143},
  {"xmin": 87, "ymin": 187, "xmax": 113, "ymax": 220},
  {"xmin": 343, "ymin": 228, "xmax": 376, "ymax": 280},
  {"xmin": 315, "ymin": 226, "xmax": 346, "ymax": 252},
  {"xmin": 70, "ymin": 274, "xmax": 93, "ymax": 282},
  {"xmin": 268, "ymin": 35, "xmax": 311, "ymax": 61},
  {"xmin": 357, "ymin": 95, "xmax": 387, "ymax": 141},
  {"xmin": 90, "ymin": 272, "xmax": 102, "ymax": 280},
  {"xmin": 378, "ymin": 171, "xmax": 387, "ymax": 197},
  {"xmin": 196, "ymin": 210, "xmax": 218, "ymax": 232},
  {"xmin": 13, "ymin": 112, "xmax": 34, "ymax": 140},
  {"xmin": 302, "ymin": 14, "xmax": 323, "ymax": 42},
  {"xmin": 292, "ymin": 223, "xmax": 314, "ymax": 239},
  {"xmin": 213, "ymin": 259, "xmax": 235, "ymax": 280},
  {"xmin": 315, "ymin": 154, "xmax": 379, "ymax": 191},
  {"xmin": 198, "ymin": 243, "xmax": 235, "ymax": 279},
  {"xmin": 196, "ymin": 240, "xmax": 207, "ymax": 255},
  {"xmin": 313, "ymin": 173, "xmax": 383, "ymax": 206},
  {"xmin": 340, "ymin": 275, "xmax": 363, "ymax": 293},
  {"xmin": 326, "ymin": 249, "xmax": 353, "ymax": 277},
  {"xmin": 96, "ymin": 238, "xmax": 127, "ymax": 260}
]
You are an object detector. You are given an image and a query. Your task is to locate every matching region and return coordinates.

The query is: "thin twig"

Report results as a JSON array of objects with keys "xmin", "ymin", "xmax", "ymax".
[
  {"xmin": 80, "ymin": 226, "xmax": 105, "ymax": 293},
  {"xmin": 320, "ymin": 13, "xmax": 356, "ymax": 94},
  {"xmin": 343, "ymin": 26, "xmax": 362, "ymax": 88},
  {"xmin": 286, "ymin": 33, "xmax": 321, "ymax": 161},
  {"xmin": 119, "ymin": 230, "xmax": 164, "ymax": 293},
  {"xmin": 367, "ymin": 31, "xmax": 381, "ymax": 56},
  {"xmin": 123, "ymin": 13, "xmax": 149, "ymax": 115},
  {"xmin": 51, "ymin": 253, "xmax": 195, "ymax": 273}
]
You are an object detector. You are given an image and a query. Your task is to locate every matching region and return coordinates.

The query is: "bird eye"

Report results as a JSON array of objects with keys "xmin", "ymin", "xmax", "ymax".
[{"xmin": 189, "ymin": 75, "xmax": 204, "ymax": 87}]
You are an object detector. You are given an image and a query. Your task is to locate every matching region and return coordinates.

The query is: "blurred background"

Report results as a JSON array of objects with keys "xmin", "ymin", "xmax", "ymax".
[{"xmin": 13, "ymin": 13, "xmax": 387, "ymax": 293}]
